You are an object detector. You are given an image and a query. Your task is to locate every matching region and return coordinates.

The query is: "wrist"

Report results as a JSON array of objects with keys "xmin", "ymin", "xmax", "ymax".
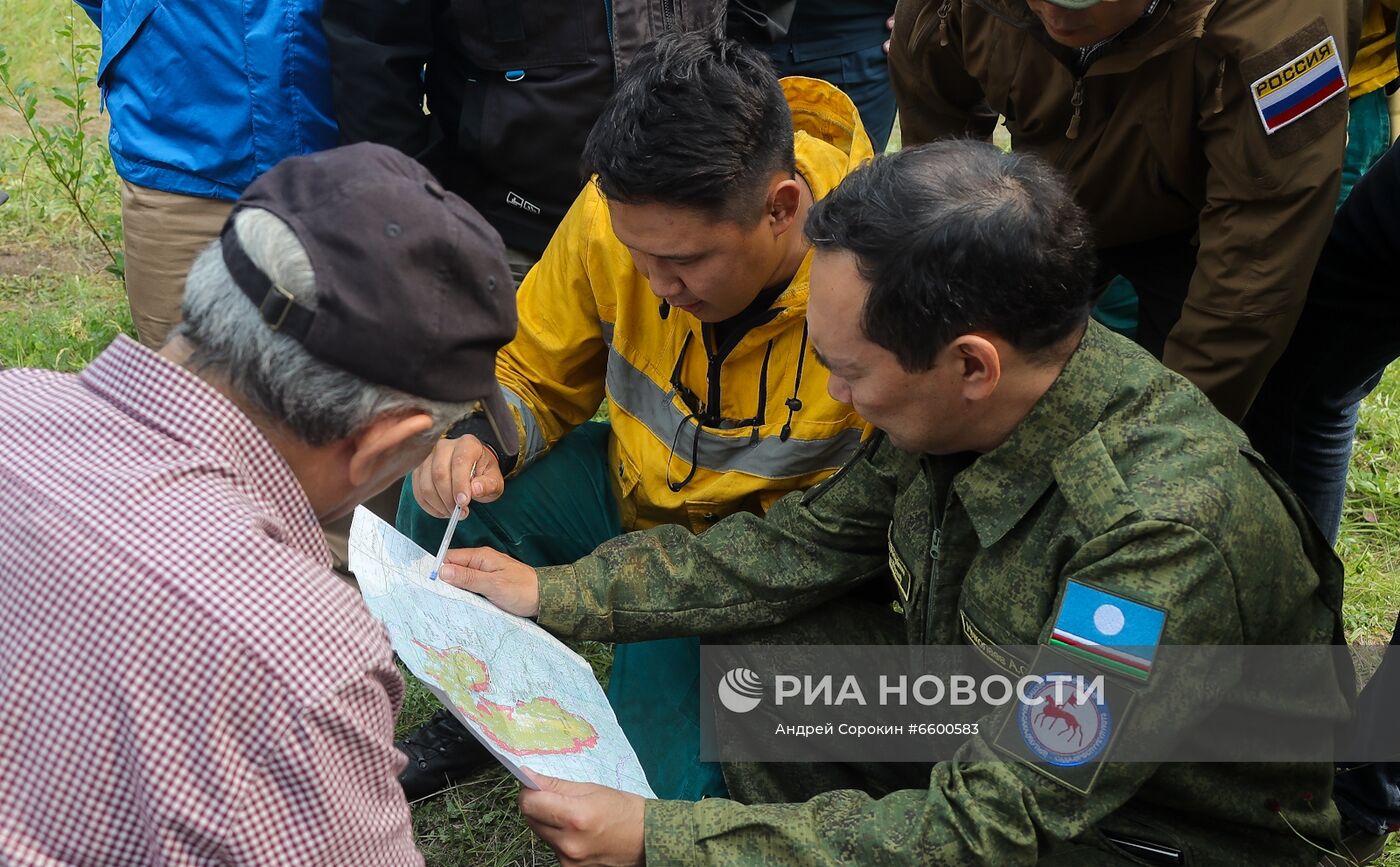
[
  {"xmin": 445, "ymin": 413, "xmax": 517, "ymax": 475},
  {"xmin": 528, "ymin": 565, "xmax": 542, "ymax": 618}
]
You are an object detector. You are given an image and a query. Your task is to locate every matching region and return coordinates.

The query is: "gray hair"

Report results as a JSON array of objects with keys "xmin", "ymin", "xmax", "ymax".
[{"xmin": 172, "ymin": 208, "xmax": 472, "ymax": 446}]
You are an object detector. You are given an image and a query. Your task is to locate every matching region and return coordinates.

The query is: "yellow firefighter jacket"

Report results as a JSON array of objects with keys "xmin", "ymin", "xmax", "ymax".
[
  {"xmin": 495, "ymin": 76, "xmax": 874, "ymax": 534},
  {"xmin": 1350, "ymin": 0, "xmax": 1399, "ymax": 98}
]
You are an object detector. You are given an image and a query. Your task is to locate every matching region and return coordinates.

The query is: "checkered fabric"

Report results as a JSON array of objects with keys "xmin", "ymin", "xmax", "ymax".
[{"xmin": 0, "ymin": 337, "xmax": 422, "ymax": 865}]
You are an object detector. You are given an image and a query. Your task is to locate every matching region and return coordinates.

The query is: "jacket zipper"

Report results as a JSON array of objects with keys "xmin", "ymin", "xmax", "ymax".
[
  {"xmin": 956, "ymin": 0, "xmax": 1166, "ymax": 144},
  {"xmin": 697, "ymin": 285, "xmax": 787, "ymax": 426},
  {"xmin": 916, "ymin": 456, "xmax": 947, "ymax": 642},
  {"xmin": 701, "ymin": 325, "xmax": 723, "ymax": 424},
  {"xmin": 1065, "ymin": 78, "xmax": 1084, "ymax": 140},
  {"xmin": 700, "ymin": 318, "xmax": 776, "ymax": 424}
]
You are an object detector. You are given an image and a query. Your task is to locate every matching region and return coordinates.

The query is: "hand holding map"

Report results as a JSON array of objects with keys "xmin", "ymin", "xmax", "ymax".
[{"xmin": 348, "ymin": 507, "xmax": 656, "ymax": 799}]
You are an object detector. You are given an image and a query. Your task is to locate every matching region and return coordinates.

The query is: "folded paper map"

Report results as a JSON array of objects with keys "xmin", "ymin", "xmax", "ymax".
[{"xmin": 349, "ymin": 507, "xmax": 656, "ymax": 798}]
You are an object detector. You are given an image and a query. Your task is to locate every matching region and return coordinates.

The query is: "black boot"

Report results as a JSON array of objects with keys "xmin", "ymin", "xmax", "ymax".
[{"xmin": 396, "ymin": 708, "xmax": 493, "ymax": 801}]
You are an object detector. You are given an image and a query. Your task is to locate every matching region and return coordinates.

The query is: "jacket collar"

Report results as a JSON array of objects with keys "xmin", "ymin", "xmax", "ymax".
[
  {"xmin": 968, "ymin": 0, "xmax": 1216, "ymax": 76},
  {"xmin": 781, "ymin": 75, "xmax": 874, "ymax": 314},
  {"xmin": 780, "ymin": 75, "xmax": 874, "ymax": 193},
  {"xmin": 952, "ymin": 321, "xmax": 1123, "ymax": 547}
]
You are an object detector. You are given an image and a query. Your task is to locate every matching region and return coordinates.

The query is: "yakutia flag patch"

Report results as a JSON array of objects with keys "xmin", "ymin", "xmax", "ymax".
[
  {"xmin": 1049, "ymin": 581, "xmax": 1167, "ymax": 681},
  {"xmin": 1251, "ymin": 36, "xmax": 1347, "ymax": 135}
]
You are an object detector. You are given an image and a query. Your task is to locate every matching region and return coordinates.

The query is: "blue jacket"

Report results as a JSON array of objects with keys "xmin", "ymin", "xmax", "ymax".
[{"xmin": 78, "ymin": 0, "xmax": 337, "ymax": 200}]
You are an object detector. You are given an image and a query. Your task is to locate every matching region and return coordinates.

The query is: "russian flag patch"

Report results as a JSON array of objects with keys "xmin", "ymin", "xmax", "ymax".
[
  {"xmin": 1251, "ymin": 36, "xmax": 1347, "ymax": 136},
  {"xmin": 1049, "ymin": 581, "xmax": 1167, "ymax": 681}
]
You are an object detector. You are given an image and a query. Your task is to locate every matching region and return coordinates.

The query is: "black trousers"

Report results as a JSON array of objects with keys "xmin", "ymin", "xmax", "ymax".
[{"xmin": 1095, "ymin": 231, "xmax": 1199, "ymax": 362}]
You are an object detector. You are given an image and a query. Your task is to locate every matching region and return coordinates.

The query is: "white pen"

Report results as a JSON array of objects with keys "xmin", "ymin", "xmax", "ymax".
[
  {"xmin": 427, "ymin": 460, "xmax": 478, "ymax": 581},
  {"xmin": 427, "ymin": 505, "xmax": 463, "ymax": 581}
]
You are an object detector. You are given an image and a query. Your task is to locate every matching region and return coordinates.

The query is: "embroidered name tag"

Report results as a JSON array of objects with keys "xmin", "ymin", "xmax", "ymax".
[
  {"xmin": 1049, "ymin": 581, "xmax": 1166, "ymax": 681},
  {"xmin": 1251, "ymin": 36, "xmax": 1347, "ymax": 135},
  {"xmin": 961, "ymin": 610, "xmax": 1026, "ymax": 677}
]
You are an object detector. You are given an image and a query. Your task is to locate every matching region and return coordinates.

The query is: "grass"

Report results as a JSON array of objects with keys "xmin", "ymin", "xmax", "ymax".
[
  {"xmin": 1, "ymin": 0, "xmax": 126, "ymax": 372},
  {"xmin": 3, "ymin": 3, "xmax": 1399, "ymax": 864},
  {"xmin": 395, "ymin": 666, "xmax": 557, "ymax": 867},
  {"xmin": 0, "ymin": 272, "xmax": 131, "ymax": 369}
]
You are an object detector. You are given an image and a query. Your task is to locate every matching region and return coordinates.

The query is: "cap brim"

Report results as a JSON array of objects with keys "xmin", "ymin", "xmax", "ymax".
[
  {"xmin": 479, "ymin": 388, "xmax": 521, "ymax": 460},
  {"xmin": 1044, "ymin": 0, "xmax": 1108, "ymax": 7}
]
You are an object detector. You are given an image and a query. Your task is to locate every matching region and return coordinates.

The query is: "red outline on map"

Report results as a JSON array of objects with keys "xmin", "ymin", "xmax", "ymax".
[{"xmin": 414, "ymin": 640, "xmax": 600, "ymax": 756}]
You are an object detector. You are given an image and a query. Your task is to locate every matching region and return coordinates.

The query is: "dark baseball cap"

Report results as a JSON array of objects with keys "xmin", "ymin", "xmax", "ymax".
[{"xmin": 219, "ymin": 142, "xmax": 519, "ymax": 457}]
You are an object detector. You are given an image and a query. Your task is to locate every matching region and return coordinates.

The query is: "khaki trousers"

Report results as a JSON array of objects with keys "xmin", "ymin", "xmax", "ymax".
[{"xmin": 120, "ymin": 180, "xmax": 233, "ymax": 348}]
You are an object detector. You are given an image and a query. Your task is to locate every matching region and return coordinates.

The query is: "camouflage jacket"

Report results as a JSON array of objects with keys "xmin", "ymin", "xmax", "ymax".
[{"xmin": 537, "ymin": 322, "xmax": 1352, "ymax": 866}]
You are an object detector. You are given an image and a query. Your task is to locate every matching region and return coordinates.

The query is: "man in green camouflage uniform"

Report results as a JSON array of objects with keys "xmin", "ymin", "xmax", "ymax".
[{"xmin": 440, "ymin": 141, "xmax": 1352, "ymax": 866}]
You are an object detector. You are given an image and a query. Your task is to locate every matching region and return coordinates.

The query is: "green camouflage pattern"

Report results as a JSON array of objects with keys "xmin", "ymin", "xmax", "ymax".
[{"xmin": 537, "ymin": 322, "xmax": 1353, "ymax": 866}]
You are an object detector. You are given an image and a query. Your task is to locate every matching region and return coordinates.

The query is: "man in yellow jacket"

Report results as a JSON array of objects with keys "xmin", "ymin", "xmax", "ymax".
[{"xmin": 393, "ymin": 31, "xmax": 874, "ymax": 803}]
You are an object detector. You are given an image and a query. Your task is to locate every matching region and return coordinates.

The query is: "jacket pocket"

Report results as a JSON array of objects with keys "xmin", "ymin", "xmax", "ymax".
[
  {"xmin": 682, "ymin": 492, "xmax": 765, "ymax": 535},
  {"xmin": 448, "ymin": 0, "xmax": 593, "ymax": 70},
  {"xmin": 612, "ymin": 446, "xmax": 644, "ymax": 531},
  {"xmin": 96, "ymin": 0, "xmax": 162, "ymax": 90},
  {"xmin": 1092, "ymin": 817, "xmax": 1192, "ymax": 866}
]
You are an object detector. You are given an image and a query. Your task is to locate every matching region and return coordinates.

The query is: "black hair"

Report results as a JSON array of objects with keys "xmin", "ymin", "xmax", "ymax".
[
  {"xmin": 580, "ymin": 29, "xmax": 797, "ymax": 223},
  {"xmin": 805, "ymin": 140, "xmax": 1098, "ymax": 371}
]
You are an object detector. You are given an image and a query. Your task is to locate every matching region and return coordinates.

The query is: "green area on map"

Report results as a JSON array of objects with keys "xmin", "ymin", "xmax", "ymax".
[{"xmin": 418, "ymin": 640, "xmax": 600, "ymax": 757}]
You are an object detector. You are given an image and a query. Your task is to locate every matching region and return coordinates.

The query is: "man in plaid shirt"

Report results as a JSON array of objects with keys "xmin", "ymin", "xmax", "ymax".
[{"xmin": 0, "ymin": 143, "xmax": 518, "ymax": 864}]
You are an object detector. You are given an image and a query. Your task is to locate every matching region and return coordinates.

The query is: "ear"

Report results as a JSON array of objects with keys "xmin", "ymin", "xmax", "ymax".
[
  {"xmin": 950, "ymin": 335, "xmax": 1002, "ymax": 401},
  {"xmin": 767, "ymin": 177, "xmax": 804, "ymax": 237},
  {"xmin": 345, "ymin": 409, "xmax": 436, "ymax": 488}
]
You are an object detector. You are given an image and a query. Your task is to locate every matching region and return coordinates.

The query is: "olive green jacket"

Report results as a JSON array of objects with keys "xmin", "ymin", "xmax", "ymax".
[
  {"xmin": 888, "ymin": 0, "xmax": 1362, "ymax": 422},
  {"xmin": 537, "ymin": 322, "xmax": 1351, "ymax": 866}
]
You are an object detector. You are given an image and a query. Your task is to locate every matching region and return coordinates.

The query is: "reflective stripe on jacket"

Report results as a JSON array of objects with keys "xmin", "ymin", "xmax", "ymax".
[{"xmin": 497, "ymin": 77, "xmax": 874, "ymax": 533}]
